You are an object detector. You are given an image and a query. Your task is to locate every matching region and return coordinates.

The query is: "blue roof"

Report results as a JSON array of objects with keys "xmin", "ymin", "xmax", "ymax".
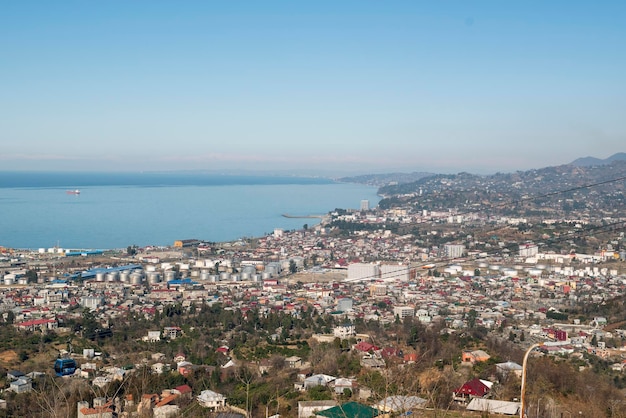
[{"xmin": 168, "ymin": 278, "xmax": 198, "ymax": 285}]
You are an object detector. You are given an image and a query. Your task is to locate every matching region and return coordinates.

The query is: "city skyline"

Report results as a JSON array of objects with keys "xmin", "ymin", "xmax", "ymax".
[{"xmin": 1, "ymin": 1, "xmax": 625, "ymax": 175}]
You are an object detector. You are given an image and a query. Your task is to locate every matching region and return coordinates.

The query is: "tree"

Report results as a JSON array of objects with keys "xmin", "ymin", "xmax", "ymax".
[
  {"xmin": 25, "ymin": 270, "xmax": 38, "ymax": 283},
  {"xmin": 236, "ymin": 365, "xmax": 255, "ymax": 416},
  {"xmin": 289, "ymin": 259, "xmax": 297, "ymax": 274},
  {"xmin": 467, "ymin": 309, "xmax": 478, "ymax": 329}
]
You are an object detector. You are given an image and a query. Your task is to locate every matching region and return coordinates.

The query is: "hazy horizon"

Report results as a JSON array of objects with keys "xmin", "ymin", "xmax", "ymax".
[{"xmin": 2, "ymin": 2, "xmax": 624, "ymax": 174}]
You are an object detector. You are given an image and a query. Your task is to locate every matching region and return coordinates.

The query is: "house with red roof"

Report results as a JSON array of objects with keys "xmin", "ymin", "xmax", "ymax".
[
  {"xmin": 453, "ymin": 378, "xmax": 493, "ymax": 402},
  {"xmin": 15, "ymin": 318, "xmax": 58, "ymax": 332},
  {"xmin": 353, "ymin": 341, "xmax": 379, "ymax": 353}
]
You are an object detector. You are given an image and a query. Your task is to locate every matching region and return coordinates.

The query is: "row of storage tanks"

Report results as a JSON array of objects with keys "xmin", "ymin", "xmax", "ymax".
[
  {"xmin": 443, "ymin": 262, "xmax": 552, "ymax": 277},
  {"xmin": 2, "ymin": 274, "xmax": 30, "ymax": 286},
  {"xmin": 92, "ymin": 263, "xmax": 283, "ymax": 285}
]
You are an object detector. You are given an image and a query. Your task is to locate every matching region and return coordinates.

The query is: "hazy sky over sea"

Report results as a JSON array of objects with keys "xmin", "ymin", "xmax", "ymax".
[{"xmin": 1, "ymin": 1, "xmax": 624, "ymax": 175}]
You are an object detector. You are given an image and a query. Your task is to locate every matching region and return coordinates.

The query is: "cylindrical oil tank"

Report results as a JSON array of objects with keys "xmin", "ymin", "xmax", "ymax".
[
  {"xmin": 120, "ymin": 271, "xmax": 130, "ymax": 283},
  {"xmin": 4, "ymin": 277, "xmax": 15, "ymax": 286},
  {"xmin": 231, "ymin": 274, "xmax": 240, "ymax": 282},
  {"xmin": 262, "ymin": 272, "xmax": 272, "ymax": 280},
  {"xmin": 106, "ymin": 272, "xmax": 119, "ymax": 282},
  {"xmin": 209, "ymin": 275, "xmax": 219, "ymax": 282},
  {"xmin": 96, "ymin": 272, "xmax": 106, "ymax": 282},
  {"xmin": 253, "ymin": 274, "xmax": 262, "ymax": 282},
  {"xmin": 190, "ymin": 270, "xmax": 199, "ymax": 278},
  {"xmin": 241, "ymin": 272, "xmax": 251, "ymax": 281},
  {"xmin": 148, "ymin": 272, "xmax": 161, "ymax": 284},
  {"xmin": 220, "ymin": 272, "xmax": 231, "ymax": 281},
  {"xmin": 130, "ymin": 275, "xmax": 143, "ymax": 285},
  {"xmin": 165, "ymin": 271, "xmax": 176, "ymax": 281},
  {"xmin": 18, "ymin": 278, "xmax": 29, "ymax": 285},
  {"xmin": 200, "ymin": 271, "xmax": 211, "ymax": 281}
]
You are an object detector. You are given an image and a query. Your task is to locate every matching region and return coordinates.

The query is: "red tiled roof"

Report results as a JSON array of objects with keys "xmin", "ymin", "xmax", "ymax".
[
  {"xmin": 155, "ymin": 393, "xmax": 179, "ymax": 407},
  {"xmin": 455, "ymin": 378, "xmax": 490, "ymax": 397},
  {"xmin": 175, "ymin": 384, "xmax": 192, "ymax": 394},
  {"xmin": 16, "ymin": 318, "xmax": 56, "ymax": 327}
]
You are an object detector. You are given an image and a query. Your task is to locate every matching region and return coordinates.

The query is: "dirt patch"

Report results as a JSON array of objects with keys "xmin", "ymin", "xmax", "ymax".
[{"xmin": 0, "ymin": 350, "xmax": 19, "ymax": 366}]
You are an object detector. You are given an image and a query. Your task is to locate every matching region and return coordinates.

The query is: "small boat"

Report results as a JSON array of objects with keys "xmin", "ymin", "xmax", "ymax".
[{"xmin": 66, "ymin": 189, "xmax": 81, "ymax": 195}]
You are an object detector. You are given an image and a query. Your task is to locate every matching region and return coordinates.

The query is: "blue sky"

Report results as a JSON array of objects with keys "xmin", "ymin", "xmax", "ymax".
[{"xmin": 1, "ymin": 1, "xmax": 624, "ymax": 174}]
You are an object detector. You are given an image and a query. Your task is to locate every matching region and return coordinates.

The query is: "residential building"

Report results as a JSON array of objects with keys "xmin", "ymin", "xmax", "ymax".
[{"xmin": 197, "ymin": 390, "xmax": 226, "ymax": 411}]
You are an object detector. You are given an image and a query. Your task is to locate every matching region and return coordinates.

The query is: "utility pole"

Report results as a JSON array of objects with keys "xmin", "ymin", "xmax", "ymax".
[{"xmin": 520, "ymin": 343, "xmax": 543, "ymax": 418}]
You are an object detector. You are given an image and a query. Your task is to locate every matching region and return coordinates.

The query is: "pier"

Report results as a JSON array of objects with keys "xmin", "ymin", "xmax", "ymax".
[{"xmin": 281, "ymin": 214, "xmax": 324, "ymax": 219}]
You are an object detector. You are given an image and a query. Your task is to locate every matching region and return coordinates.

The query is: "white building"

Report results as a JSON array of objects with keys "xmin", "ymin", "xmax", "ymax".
[
  {"xmin": 393, "ymin": 306, "xmax": 415, "ymax": 320},
  {"xmin": 444, "ymin": 244, "xmax": 465, "ymax": 259},
  {"xmin": 9, "ymin": 378, "xmax": 32, "ymax": 393},
  {"xmin": 519, "ymin": 243, "xmax": 539, "ymax": 258},
  {"xmin": 347, "ymin": 263, "xmax": 379, "ymax": 282},
  {"xmin": 333, "ymin": 324, "xmax": 356, "ymax": 339},
  {"xmin": 380, "ymin": 264, "xmax": 410, "ymax": 282},
  {"xmin": 80, "ymin": 296, "xmax": 103, "ymax": 310},
  {"xmin": 298, "ymin": 400, "xmax": 338, "ymax": 418},
  {"xmin": 143, "ymin": 330, "xmax": 161, "ymax": 342},
  {"xmin": 197, "ymin": 390, "xmax": 226, "ymax": 411}
]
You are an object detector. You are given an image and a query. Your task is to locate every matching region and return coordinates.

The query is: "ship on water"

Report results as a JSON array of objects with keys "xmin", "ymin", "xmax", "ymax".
[{"xmin": 66, "ymin": 189, "xmax": 81, "ymax": 195}]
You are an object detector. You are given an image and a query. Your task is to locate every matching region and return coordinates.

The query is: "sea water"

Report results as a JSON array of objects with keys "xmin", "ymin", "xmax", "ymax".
[{"xmin": 0, "ymin": 172, "xmax": 380, "ymax": 249}]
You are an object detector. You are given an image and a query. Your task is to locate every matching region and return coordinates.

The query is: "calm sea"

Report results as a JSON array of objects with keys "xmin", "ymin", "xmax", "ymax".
[{"xmin": 0, "ymin": 172, "xmax": 380, "ymax": 250}]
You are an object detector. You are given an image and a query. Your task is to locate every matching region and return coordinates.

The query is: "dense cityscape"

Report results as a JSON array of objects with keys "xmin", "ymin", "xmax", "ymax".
[{"xmin": 0, "ymin": 159, "xmax": 625, "ymax": 417}]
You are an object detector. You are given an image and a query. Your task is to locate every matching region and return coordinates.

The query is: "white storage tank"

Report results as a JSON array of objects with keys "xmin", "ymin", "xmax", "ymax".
[
  {"xmin": 148, "ymin": 272, "xmax": 161, "ymax": 284},
  {"xmin": 4, "ymin": 277, "xmax": 15, "ymax": 286},
  {"xmin": 165, "ymin": 271, "xmax": 176, "ymax": 281},
  {"xmin": 96, "ymin": 272, "xmax": 106, "ymax": 282},
  {"xmin": 200, "ymin": 271, "xmax": 211, "ymax": 281},
  {"xmin": 130, "ymin": 275, "xmax": 143, "ymax": 285},
  {"xmin": 220, "ymin": 272, "xmax": 231, "ymax": 281},
  {"xmin": 106, "ymin": 272, "xmax": 119, "ymax": 282}
]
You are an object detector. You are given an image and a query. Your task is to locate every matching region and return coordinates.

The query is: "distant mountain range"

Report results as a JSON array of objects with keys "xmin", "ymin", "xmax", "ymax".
[
  {"xmin": 570, "ymin": 152, "xmax": 626, "ymax": 167},
  {"xmin": 339, "ymin": 153, "xmax": 625, "ymax": 187}
]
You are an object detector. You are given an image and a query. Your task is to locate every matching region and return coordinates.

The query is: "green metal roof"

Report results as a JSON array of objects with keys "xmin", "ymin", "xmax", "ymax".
[{"xmin": 316, "ymin": 402, "xmax": 380, "ymax": 418}]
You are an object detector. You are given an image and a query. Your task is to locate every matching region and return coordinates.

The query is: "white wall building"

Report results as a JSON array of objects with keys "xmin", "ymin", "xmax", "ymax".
[
  {"xmin": 197, "ymin": 390, "xmax": 226, "ymax": 411},
  {"xmin": 393, "ymin": 306, "xmax": 415, "ymax": 320},
  {"xmin": 347, "ymin": 263, "xmax": 379, "ymax": 282},
  {"xmin": 443, "ymin": 244, "xmax": 465, "ymax": 259},
  {"xmin": 380, "ymin": 264, "xmax": 410, "ymax": 282}
]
